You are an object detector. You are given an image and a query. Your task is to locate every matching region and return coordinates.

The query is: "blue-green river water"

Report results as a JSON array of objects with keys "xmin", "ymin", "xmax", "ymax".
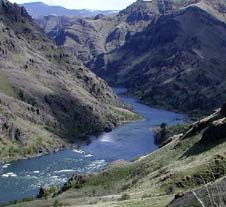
[{"xmin": 0, "ymin": 88, "xmax": 187, "ymax": 205}]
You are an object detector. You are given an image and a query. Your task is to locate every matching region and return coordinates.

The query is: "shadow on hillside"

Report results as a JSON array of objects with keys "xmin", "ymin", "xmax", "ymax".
[
  {"xmin": 42, "ymin": 92, "xmax": 105, "ymax": 143},
  {"xmin": 181, "ymin": 138, "xmax": 226, "ymax": 158}
]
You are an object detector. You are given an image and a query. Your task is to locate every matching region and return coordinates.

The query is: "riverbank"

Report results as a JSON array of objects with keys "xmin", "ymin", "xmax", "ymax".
[
  {"xmin": 0, "ymin": 90, "xmax": 186, "ymax": 205},
  {"xmin": 119, "ymin": 89, "xmax": 201, "ymax": 121},
  {"xmin": 0, "ymin": 101, "xmax": 141, "ymax": 165},
  {"xmin": 0, "ymin": 144, "xmax": 70, "ymax": 165}
]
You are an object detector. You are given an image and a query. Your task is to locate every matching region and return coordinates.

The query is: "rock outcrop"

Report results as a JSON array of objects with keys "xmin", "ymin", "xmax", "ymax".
[{"xmin": 220, "ymin": 103, "xmax": 226, "ymax": 116}]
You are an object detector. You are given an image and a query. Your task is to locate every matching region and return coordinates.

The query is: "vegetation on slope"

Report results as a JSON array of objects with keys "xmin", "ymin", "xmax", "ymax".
[
  {"xmin": 0, "ymin": 0, "xmax": 136, "ymax": 163},
  {"xmin": 7, "ymin": 103, "xmax": 226, "ymax": 207}
]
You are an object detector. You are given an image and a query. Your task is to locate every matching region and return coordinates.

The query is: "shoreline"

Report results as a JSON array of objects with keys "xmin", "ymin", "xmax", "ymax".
[
  {"xmin": 0, "ymin": 118, "xmax": 143, "ymax": 165},
  {"xmin": 117, "ymin": 88, "xmax": 201, "ymax": 121},
  {"xmin": 0, "ymin": 142, "xmax": 89, "ymax": 166}
]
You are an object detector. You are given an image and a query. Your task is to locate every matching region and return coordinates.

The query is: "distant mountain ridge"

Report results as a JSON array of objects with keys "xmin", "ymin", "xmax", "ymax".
[{"xmin": 20, "ymin": 2, "xmax": 119, "ymax": 18}]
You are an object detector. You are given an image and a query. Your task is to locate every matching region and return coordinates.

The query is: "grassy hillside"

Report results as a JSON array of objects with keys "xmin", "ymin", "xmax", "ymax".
[
  {"xmin": 0, "ymin": 0, "xmax": 137, "ymax": 163},
  {"xmin": 7, "ymin": 104, "xmax": 226, "ymax": 207}
]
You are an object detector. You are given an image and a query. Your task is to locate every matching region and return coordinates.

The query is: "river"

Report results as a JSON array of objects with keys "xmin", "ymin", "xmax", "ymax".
[{"xmin": 0, "ymin": 88, "xmax": 187, "ymax": 205}]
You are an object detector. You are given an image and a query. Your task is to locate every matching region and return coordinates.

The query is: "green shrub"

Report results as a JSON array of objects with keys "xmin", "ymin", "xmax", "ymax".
[
  {"xmin": 53, "ymin": 200, "xmax": 59, "ymax": 207},
  {"xmin": 22, "ymin": 197, "xmax": 33, "ymax": 202},
  {"xmin": 119, "ymin": 193, "xmax": 130, "ymax": 201}
]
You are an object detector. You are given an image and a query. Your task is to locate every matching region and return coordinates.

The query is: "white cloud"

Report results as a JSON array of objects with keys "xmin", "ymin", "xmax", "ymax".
[{"xmin": 8, "ymin": 0, "xmax": 137, "ymax": 10}]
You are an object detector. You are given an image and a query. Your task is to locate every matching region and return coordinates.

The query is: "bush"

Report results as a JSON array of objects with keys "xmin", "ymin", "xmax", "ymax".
[
  {"xmin": 22, "ymin": 197, "xmax": 33, "ymax": 202},
  {"xmin": 119, "ymin": 193, "xmax": 130, "ymax": 201},
  {"xmin": 53, "ymin": 200, "xmax": 59, "ymax": 207}
]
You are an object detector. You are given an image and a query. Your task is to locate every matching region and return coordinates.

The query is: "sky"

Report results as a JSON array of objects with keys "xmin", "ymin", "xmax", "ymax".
[{"xmin": 8, "ymin": 0, "xmax": 137, "ymax": 10}]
